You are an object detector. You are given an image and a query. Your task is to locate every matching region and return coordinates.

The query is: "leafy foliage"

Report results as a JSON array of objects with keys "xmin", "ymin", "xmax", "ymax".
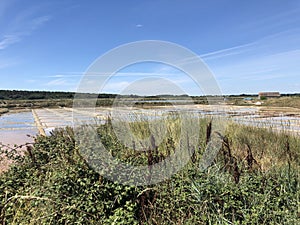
[{"xmin": 0, "ymin": 119, "xmax": 299, "ymax": 224}]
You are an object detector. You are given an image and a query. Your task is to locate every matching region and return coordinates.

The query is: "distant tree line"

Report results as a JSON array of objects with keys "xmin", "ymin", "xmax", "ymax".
[
  {"xmin": 281, "ymin": 93, "xmax": 300, "ymax": 97},
  {"xmin": 226, "ymin": 93, "xmax": 300, "ymax": 97},
  {"xmin": 0, "ymin": 90, "xmax": 299, "ymax": 101},
  {"xmin": 0, "ymin": 90, "xmax": 197, "ymax": 100},
  {"xmin": 0, "ymin": 90, "xmax": 118, "ymax": 100}
]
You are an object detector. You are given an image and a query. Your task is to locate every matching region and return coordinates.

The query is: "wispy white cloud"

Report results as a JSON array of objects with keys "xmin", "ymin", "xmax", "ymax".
[
  {"xmin": 101, "ymin": 75, "xmax": 198, "ymax": 95},
  {"xmin": 200, "ymin": 42, "xmax": 255, "ymax": 60},
  {"xmin": 25, "ymin": 79, "xmax": 37, "ymax": 83},
  {"xmin": 34, "ymin": 15, "xmax": 50, "ymax": 26},
  {"xmin": 46, "ymin": 78, "xmax": 68, "ymax": 86},
  {"xmin": 0, "ymin": 35, "xmax": 20, "ymax": 50},
  {"xmin": 211, "ymin": 48, "xmax": 300, "ymax": 94},
  {"xmin": 135, "ymin": 24, "xmax": 143, "ymax": 28},
  {"xmin": 44, "ymin": 77, "xmax": 79, "ymax": 91},
  {"xmin": 44, "ymin": 63, "xmax": 204, "ymax": 95},
  {"xmin": 103, "ymin": 78, "xmax": 186, "ymax": 95},
  {"xmin": 177, "ymin": 29, "xmax": 300, "ymax": 67},
  {"xmin": 173, "ymin": 42, "xmax": 256, "ymax": 66},
  {"xmin": 244, "ymin": 7, "xmax": 300, "ymax": 34},
  {"xmin": 217, "ymin": 49, "xmax": 300, "ymax": 79},
  {"xmin": 46, "ymin": 71, "xmax": 182, "ymax": 78},
  {"xmin": 0, "ymin": 3, "xmax": 51, "ymax": 51},
  {"xmin": 180, "ymin": 29, "xmax": 300, "ymax": 94}
]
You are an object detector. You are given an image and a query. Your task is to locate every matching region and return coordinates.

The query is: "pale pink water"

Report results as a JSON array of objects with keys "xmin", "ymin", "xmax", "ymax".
[{"xmin": 0, "ymin": 111, "xmax": 37, "ymax": 172}]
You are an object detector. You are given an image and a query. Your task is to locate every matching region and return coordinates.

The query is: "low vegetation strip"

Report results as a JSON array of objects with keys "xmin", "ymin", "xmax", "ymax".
[
  {"xmin": 0, "ymin": 108, "xmax": 8, "ymax": 116},
  {"xmin": 0, "ymin": 118, "xmax": 299, "ymax": 224}
]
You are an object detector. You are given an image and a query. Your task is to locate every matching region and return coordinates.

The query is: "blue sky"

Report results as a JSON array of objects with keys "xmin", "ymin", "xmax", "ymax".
[{"xmin": 0, "ymin": 0, "xmax": 300, "ymax": 95}]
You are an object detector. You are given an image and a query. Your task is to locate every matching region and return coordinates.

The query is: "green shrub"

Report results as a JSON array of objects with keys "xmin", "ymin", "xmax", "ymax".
[{"xmin": 0, "ymin": 119, "xmax": 299, "ymax": 224}]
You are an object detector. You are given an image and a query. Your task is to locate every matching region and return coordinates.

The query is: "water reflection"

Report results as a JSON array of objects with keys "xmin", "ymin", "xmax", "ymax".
[
  {"xmin": 0, "ymin": 106, "xmax": 299, "ymax": 148},
  {"xmin": 0, "ymin": 111, "xmax": 37, "ymax": 146}
]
